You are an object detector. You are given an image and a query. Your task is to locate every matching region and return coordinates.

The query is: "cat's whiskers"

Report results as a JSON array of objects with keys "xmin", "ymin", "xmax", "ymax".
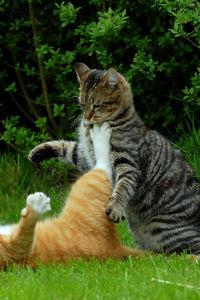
[{"xmin": 71, "ymin": 114, "xmax": 82, "ymax": 128}]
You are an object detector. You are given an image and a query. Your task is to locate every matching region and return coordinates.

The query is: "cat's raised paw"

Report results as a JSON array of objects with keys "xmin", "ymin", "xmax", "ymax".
[
  {"xmin": 28, "ymin": 143, "xmax": 57, "ymax": 163},
  {"xmin": 90, "ymin": 122, "xmax": 111, "ymax": 144},
  {"xmin": 26, "ymin": 192, "xmax": 51, "ymax": 214},
  {"xmin": 106, "ymin": 198, "xmax": 125, "ymax": 223}
]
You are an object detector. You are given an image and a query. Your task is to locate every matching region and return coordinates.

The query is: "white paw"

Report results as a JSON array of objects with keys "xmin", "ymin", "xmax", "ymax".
[
  {"xmin": 90, "ymin": 122, "xmax": 111, "ymax": 145},
  {"xmin": 90, "ymin": 123, "xmax": 112, "ymax": 158},
  {"xmin": 26, "ymin": 192, "xmax": 51, "ymax": 214},
  {"xmin": 90, "ymin": 123, "xmax": 112, "ymax": 178}
]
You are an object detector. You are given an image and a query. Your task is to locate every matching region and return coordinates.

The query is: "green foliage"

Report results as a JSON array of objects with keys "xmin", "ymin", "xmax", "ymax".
[
  {"xmin": 0, "ymin": 0, "xmax": 200, "ymax": 158},
  {"xmin": 1, "ymin": 116, "xmax": 49, "ymax": 153},
  {"xmin": 183, "ymin": 68, "xmax": 200, "ymax": 106},
  {"xmin": 176, "ymin": 113, "xmax": 200, "ymax": 177},
  {"xmin": 55, "ymin": 2, "xmax": 81, "ymax": 27}
]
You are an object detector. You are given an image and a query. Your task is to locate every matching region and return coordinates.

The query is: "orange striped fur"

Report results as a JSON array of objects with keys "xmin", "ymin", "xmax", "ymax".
[{"xmin": 0, "ymin": 169, "xmax": 146, "ymax": 268}]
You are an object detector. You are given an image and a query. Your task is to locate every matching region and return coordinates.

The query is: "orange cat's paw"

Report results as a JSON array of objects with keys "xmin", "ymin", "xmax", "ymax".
[
  {"xmin": 90, "ymin": 123, "xmax": 112, "ymax": 178},
  {"xmin": 90, "ymin": 122, "xmax": 111, "ymax": 144},
  {"xmin": 105, "ymin": 198, "xmax": 125, "ymax": 223},
  {"xmin": 26, "ymin": 192, "xmax": 51, "ymax": 214}
]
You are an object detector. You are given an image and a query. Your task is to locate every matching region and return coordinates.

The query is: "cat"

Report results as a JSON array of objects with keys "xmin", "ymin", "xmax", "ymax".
[
  {"xmin": 0, "ymin": 123, "xmax": 146, "ymax": 268},
  {"xmin": 29, "ymin": 63, "xmax": 200, "ymax": 255}
]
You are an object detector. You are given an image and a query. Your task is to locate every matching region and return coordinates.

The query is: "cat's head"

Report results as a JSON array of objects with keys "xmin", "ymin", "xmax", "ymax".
[{"xmin": 74, "ymin": 63, "xmax": 133, "ymax": 126}]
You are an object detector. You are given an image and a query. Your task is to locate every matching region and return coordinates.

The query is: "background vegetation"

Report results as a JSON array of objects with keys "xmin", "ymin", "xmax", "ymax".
[
  {"xmin": 0, "ymin": 0, "xmax": 200, "ymax": 159},
  {"xmin": 0, "ymin": 1, "xmax": 200, "ymax": 299}
]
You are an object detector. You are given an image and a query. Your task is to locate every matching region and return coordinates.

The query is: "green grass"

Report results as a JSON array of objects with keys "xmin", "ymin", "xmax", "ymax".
[
  {"xmin": 1, "ymin": 256, "xmax": 200, "ymax": 300},
  {"xmin": 0, "ymin": 154, "xmax": 70, "ymax": 223},
  {"xmin": 0, "ymin": 128, "xmax": 200, "ymax": 300}
]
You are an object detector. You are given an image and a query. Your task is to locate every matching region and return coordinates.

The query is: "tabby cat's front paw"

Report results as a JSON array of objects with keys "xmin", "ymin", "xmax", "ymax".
[
  {"xmin": 26, "ymin": 192, "xmax": 51, "ymax": 214},
  {"xmin": 28, "ymin": 143, "xmax": 57, "ymax": 163},
  {"xmin": 105, "ymin": 198, "xmax": 125, "ymax": 223}
]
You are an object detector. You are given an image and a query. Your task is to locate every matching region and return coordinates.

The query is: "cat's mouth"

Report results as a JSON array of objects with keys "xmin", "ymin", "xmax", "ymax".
[{"xmin": 83, "ymin": 119, "xmax": 102, "ymax": 127}]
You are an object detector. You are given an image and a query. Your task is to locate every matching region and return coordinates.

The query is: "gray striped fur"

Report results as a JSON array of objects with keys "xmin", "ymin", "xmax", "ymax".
[{"xmin": 29, "ymin": 64, "xmax": 200, "ymax": 254}]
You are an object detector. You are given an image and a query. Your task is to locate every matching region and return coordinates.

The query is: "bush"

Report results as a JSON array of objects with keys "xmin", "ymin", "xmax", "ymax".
[{"xmin": 0, "ymin": 0, "xmax": 200, "ymax": 157}]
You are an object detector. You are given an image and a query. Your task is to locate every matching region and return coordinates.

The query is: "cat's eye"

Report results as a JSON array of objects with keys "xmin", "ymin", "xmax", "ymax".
[{"xmin": 93, "ymin": 104, "xmax": 101, "ymax": 109}]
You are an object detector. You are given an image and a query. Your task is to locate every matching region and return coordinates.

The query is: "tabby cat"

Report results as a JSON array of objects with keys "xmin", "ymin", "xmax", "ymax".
[
  {"xmin": 29, "ymin": 63, "xmax": 200, "ymax": 254},
  {"xmin": 0, "ymin": 123, "xmax": 145, "ymax": 268}
]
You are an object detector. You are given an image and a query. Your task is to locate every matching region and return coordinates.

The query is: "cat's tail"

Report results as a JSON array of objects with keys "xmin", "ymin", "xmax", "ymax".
[{"xmin": 120, "ymin": 245, "xmax": 151, "ymax": 259}]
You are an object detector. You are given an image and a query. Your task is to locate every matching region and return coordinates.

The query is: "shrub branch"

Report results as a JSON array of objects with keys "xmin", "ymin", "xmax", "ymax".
[
  {"xmin": 11, "ymin": 51, "xmax": 41, "ymax": 120},
  {"xmin": 28, "ymin": 0, "xmax": 59, "ymax": 135}
]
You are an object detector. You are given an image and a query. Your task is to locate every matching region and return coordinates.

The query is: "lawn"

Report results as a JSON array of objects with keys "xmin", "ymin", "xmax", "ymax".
[
  {"xmin": 1, "ymin": 256, "xmax": 200, "ymax": 300},
  {"xmin": 0, "ymin": 128, "xmax": 200, "ymax": 300}
]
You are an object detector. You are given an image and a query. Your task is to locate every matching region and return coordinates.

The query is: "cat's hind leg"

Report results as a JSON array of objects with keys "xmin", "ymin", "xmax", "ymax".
[
  {"xmin": 0, "ymin": 192, "xmax": 50, "ymax": 267},
  {"xmin": 11, "ymin": 192, "xmax": 51, "ymax": 247}
]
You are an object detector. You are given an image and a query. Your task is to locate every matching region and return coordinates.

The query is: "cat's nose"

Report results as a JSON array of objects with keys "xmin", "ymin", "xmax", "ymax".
[{"xmin": 85, "ymin": 111, "xmax": 93, "ymax": 121}]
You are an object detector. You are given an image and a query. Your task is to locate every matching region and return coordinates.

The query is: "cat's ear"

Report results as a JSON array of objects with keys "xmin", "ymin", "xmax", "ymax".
[
  {"xmin": 74, "ymin": 63, "xmax": 90, "ymax": 82},
  {"xmin": 105, "ymin": 68, "xmax": 118, "ymax": 88}
]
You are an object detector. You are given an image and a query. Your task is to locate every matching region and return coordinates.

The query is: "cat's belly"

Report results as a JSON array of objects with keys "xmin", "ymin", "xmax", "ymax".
[{"xmin": 125, "ymin": 210, "xmax": 162, "ymax": 252}]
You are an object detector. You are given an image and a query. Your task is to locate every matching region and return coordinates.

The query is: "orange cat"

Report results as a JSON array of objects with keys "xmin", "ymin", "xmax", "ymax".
[{"xmin": 0, "ymin": 124, "xmax": 146, "ymax": 268}]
